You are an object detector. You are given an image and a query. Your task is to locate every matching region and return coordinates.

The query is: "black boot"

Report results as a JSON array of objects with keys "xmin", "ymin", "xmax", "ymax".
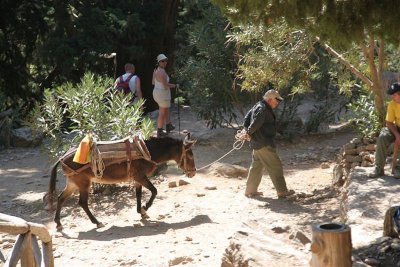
[
  {"xmin": 157, "ymin": 128, "xmax": 167, "ymax": 138},
  {"xmin": 166, "ymin": 123, "xmax": 175, "ymax": 133}
]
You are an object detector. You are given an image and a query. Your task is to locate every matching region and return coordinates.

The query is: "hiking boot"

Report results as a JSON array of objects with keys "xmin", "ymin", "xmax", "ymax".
[
  {"xmin": 166, "ymin": 123, "xmax": 175, "ymax": 133},
  {"xmin": 244, "ymin": 191, "xmax": 263, "ymax": 198},
  {"xmin": 157, "ymin": 128, "xmax": 168, "ymax": 138},
  {"xmin": 277, "ymin": 189, "xmax": 295, "ymax": 199},
  {"xmin": 369, "ymin": 166, "xmax": 384, "ymax": 178}
]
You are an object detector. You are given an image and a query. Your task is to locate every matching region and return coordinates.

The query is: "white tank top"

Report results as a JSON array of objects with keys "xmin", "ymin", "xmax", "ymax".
[
  {"xmin": 154, "ymin": 79, "xmax": 165, "ymax": 89},
  {"xmin": 154, "ymin": 69, "xmax": 169, "ymax": 90}
]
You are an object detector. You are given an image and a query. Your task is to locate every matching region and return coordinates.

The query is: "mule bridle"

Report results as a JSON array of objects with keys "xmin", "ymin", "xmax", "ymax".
[{"xmin": 179, "ymin": 144, "xmax": 196, "ymax": 175}]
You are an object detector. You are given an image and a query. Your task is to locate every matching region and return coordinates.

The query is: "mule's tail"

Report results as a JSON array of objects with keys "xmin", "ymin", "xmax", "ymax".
[{"xmin": 44, "ymin": 160, "xmax": 60, "ymax": 211}]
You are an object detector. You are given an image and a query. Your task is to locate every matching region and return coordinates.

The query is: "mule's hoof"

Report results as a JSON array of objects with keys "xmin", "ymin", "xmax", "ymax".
[
  {"xmin": 141, "ymin": 207, "xmax": 150, "ymax": 219},
  {"xmin": 141, "ymin": 213, "xmax": 150, "ymax": 220},
  {"xmin": 97, "ymin": 222, "xmax": 105, "ymax": 228},
  {"xmin": 56, "ymin": 225, "xmax": 63, "ymax": 231}
]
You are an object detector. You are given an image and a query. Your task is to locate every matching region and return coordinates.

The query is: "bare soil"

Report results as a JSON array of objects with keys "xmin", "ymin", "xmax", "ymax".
[{"xmin": 0, "ymin": 107, "xmax": 359, "ymax": 266}]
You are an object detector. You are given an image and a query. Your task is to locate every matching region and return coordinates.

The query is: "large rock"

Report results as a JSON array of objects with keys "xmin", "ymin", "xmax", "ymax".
[
  {"xmin": 210, "ymin": 162, "xmax": 248, "ymax": 178},
  {"xmin": 10, "ymin": 127, "xmax": 43, "ymax": 147},
  {"xmin": 346, "ymin": 166, "xmax": 400, "ymax": 248}
]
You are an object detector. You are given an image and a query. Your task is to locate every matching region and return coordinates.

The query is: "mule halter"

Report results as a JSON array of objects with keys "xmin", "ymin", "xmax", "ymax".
[{"xmin": 179, "ymin": 144, "xmax": 196, "ymax": 175}]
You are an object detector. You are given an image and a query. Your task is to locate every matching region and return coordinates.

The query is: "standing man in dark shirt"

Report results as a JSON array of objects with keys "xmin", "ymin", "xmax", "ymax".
[{"xmin": 243, "ymin": 89, "xmax": 295, "ymax": 198}]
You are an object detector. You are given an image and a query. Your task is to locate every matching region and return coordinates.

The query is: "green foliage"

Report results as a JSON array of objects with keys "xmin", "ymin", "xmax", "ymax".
[
  {"xmin": 304, "ymin": 104, "xmax": 336, "ymax": 133},
  {"xmin": 226, "ymin": 18, "xmax": 352, "ymax": 134},
  {"xmin": 0, "ymin": 0, "xmax": 161, "ymax": 116},
  {"xmin": 213, "ymin": 0, "xmax": 400, "ymax": 123},
  {"xmin": 228, "ymin": 20, "xmax": 314, "ymax": 94},
  {"xmin": 212, "ymin": 0, "xmax": 400, "ymax": 48},
  {"xmin": 30, "ymin": 89, "xmax": 63, "ymax": 139},
  {"xmin": 27, "ymin": 72, "xmax": 153, "ymax": 158},
  {"xmin": 275, "ymin": 95, "xmax": 302, "ymax": 139},
  {"xmin": 385, "ymin": 44, "xmax": 400, "ymax": 72},
  {"xmin": 0, "ymin": 1, "xmax": 48, "ymax": 110},
  {"xmin": 175, "ymin": 0, "xmax": 248, "ymax": 128},
  {"xmin": 347, "ymin": 91, "xmax": 381, "ymax": 138},
  {"xmin": 0, "ymin": 91, "xmax": 9, "ymax": 113}
]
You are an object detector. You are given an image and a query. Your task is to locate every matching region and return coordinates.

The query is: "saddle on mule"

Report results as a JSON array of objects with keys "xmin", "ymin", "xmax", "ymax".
[{"xmin": 60, "ymin": 135, "xmax": 152, "ymax": 178}]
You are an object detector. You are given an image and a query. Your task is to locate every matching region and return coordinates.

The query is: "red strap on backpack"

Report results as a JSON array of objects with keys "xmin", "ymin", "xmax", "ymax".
[{"xmin": 116, "ymin": 74, "xmax": 135, "ymax": 94}]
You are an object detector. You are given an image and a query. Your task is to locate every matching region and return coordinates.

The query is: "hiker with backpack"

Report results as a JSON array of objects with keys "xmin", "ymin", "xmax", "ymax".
[
  {"xmin": 152, "ymin": 54, "xmax": 178, "ymax": 137},
  {"xmin": 114, "ymin": 63, "xmax": 143, "ymax": 105}
]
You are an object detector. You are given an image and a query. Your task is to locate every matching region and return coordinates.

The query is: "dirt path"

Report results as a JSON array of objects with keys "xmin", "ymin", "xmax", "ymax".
[{"xmin": 0, "ymin": 109, "xmax": 357, "ymax": 266}]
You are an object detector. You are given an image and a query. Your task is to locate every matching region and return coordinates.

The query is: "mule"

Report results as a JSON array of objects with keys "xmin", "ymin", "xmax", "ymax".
[{"xmin": 45, "ymin": 134, "xmax": 196, "ymax": 230}]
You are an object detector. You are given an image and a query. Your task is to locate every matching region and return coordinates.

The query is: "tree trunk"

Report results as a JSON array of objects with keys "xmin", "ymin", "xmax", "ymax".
[
  {"xmin": 116, "ymin": 0, "xmax": 179, "ymax": 114},
  {"xmin": 310, "ymin": 223, "xmax": 352, "ymax": 267},
  {"xmin": 361, "ymin": 35, "xmax": 385, "ymax": 124},
  {"xmin": 320, "ymin": 35, "xmax": 387, "ymax": 125},
  {"xmin": 320, "ymin": 40, "xmax": 373, "ymax": 88}
]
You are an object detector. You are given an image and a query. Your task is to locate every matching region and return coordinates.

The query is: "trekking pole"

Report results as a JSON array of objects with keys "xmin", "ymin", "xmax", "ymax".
[{"xmin": 176, "ymin": 84, "xmax": 181, "ymax": 136}]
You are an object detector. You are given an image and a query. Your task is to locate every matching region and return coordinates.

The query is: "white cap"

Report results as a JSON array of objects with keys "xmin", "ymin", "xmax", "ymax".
[
  {"xmin": 157, "ymin": 54, "xmax": 168, "ymax": 62},
  {"xmin": 263, "ymin": 89, "xmax": 283, "ymax": 101}
]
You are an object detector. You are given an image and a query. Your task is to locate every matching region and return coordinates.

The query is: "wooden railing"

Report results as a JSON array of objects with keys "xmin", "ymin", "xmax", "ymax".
[{"xmin": 0, "ymin": 213, "xmax": 54, "ymax": 267}]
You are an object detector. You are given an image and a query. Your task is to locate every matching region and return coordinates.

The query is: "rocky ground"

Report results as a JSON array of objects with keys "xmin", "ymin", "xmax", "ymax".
[{"xmin": 0, "ymin": 107, "xmax": 398, "ymax": 266}]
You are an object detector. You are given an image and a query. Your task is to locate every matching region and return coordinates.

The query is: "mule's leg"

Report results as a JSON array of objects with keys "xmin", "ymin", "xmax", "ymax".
[
  {"xmin": 136, "ymin": 175, "xmax": 157, "ymax": 219},
  {"xmin": 77, "ymin": 185, "xmax": 104, "ymax": 228},
  {"xmin": 54, "ymin": 181, "xmax": 77, "ymax": 231},
  {"xmin": 135, "ymin": 184, "xmax": 149, "ymax": 219}
]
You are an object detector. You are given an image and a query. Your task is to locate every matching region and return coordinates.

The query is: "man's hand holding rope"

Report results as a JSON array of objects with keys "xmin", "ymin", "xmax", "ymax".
[{"xmin": 235, "ymin": 129, "xmax": 251, "ymax": 142}]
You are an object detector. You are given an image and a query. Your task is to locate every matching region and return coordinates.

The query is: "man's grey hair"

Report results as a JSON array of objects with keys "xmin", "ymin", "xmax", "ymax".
[{"xmin": 124, "ymin": 63, "xmax": 135, "ymax": 72}]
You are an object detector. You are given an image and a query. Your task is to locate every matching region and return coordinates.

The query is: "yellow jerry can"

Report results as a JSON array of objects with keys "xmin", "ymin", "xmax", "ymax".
[{"xmin": 73, "ymin": 134, "xmax": 92, "ymax": 164}]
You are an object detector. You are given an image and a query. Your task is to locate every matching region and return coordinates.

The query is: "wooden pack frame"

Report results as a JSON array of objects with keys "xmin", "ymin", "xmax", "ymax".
[
  {"xmin": 95, "ymin": 136, "xmax": 151, "ymax": 163},
  {"xmin": 60, "ymin": 135, "xmax": 152, "ymax": 177}
]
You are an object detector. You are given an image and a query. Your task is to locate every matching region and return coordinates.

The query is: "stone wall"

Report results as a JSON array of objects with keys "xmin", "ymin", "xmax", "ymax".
[{"xmin": 333, "ymin": 136, "xmax": 377, "ymax": 186}]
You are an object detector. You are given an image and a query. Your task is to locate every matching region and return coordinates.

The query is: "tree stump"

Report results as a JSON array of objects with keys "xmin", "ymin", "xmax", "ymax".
[{"xmin": 310, "ymin": 223, "xmax": 352, "ymax": 267}]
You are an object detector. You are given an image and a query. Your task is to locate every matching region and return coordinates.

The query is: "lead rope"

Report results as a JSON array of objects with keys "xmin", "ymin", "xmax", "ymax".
[
  {"xmin": 91, "ymin": 139, "xmax": 105, "ymax": 179},
  {"xmin": 196, "ymin": 130, "xmax": 248, "ymax": 171}
]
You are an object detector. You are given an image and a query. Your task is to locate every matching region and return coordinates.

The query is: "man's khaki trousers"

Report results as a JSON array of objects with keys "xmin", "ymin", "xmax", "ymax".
[{"xmin": 246, "ymin": 146, "xmax": 288, "ymax": 194}]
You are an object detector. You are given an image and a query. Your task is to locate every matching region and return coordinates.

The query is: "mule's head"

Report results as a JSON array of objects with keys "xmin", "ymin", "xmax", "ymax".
[{"xmin": 178, "ymin": 132, "xmax": 197, "ymax": 178}]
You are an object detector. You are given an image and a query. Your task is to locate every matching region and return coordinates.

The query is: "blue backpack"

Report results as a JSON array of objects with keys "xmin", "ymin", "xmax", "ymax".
[{"xmin": 394, "ymin": 207, "xmax": 400, "ymax": 233}]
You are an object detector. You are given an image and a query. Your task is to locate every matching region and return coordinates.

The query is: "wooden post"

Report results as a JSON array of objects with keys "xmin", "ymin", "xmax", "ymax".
[
  {"xmin": 310, "ymin": 223, "xmax": 352, "ymax": 267},
  {"xmin": 6, "ymin": 234, "xmax": 26, "ymax": 266},
  {"xmin": 20, "ymin": 232, "xmax": 36, "ymax": 267},
  {"xmin": 31, "ymin": 235, "xmax": 42, "ymax": 267},
  {"xmin": 1, "ymin": 213, "xmax": 54, "ymax": 267},
  {"xmin": 41, "ymin": 241, "xmax": 54, "ymax": 267}
]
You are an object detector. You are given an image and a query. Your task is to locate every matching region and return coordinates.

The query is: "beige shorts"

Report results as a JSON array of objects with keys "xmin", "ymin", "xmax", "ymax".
[{"xmin": 153, "ymin": 87, "xmax": 171, "ymax": 108}]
